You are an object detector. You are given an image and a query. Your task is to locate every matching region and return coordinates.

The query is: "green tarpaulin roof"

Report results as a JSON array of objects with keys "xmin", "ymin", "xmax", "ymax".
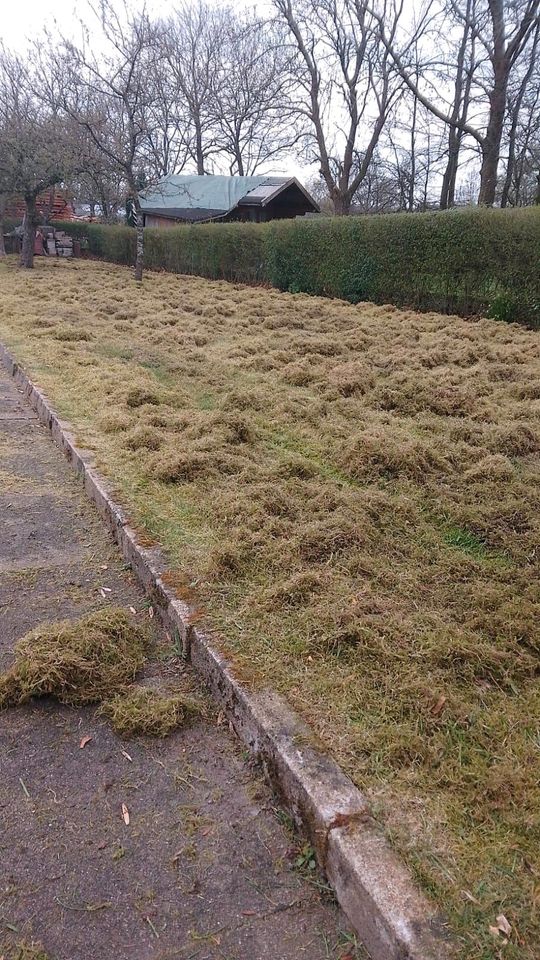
[{"xmin": 140, "ymin": 174, "xmax": 290, "ymax": 218}]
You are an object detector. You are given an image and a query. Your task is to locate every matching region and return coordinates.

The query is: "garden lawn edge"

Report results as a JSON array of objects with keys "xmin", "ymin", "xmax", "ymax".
[{"xmin": 0, "ymin": 341, "xmax": 454, "ymax": 960}]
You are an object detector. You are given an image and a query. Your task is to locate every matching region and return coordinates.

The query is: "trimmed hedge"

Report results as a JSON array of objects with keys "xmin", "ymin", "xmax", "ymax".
[
  {"xmin": 54, "ymin": 207, "xmax": 540, "ymax": 326},
  {"xmin": 266, "ymin": 208, "xmax": 540, "ymax": 326}
]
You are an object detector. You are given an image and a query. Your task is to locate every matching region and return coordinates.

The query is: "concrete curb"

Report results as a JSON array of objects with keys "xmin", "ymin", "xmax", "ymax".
[{"xmin": 1, "ymin": 342, "xmax": 454, "ymax": 960}]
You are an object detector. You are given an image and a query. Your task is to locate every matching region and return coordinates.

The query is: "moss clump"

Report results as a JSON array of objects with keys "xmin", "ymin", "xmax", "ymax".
[
  {"xmin": 0, "ymin": 608, "xmax": 147, "ymax": 707},
  {"xmin": 100, "ymin": 687, "xmax": 201, "ymax": 737}
]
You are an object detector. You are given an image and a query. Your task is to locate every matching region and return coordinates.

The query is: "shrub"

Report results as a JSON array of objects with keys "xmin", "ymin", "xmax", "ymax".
[
  {"xmin": 59, "ymin": 221, "xmax": 136, "ymax": 264},
  {"xmin": 55, "ymin": 206, "xmax": 540, "ymax": 327},
  {"xmin": 265, "ymin": 207, "xmax": 540, "ymax": 326},
  {"xmin": 145, "ymin": 221, "xmax": 266, "ymax": 282}
]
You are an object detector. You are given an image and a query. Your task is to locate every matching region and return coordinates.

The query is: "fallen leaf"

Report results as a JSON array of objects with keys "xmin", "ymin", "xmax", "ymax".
[
  {"xmin": 496, "ymin": 914, "xmax": 512, "ymax": 937},
  {"xmin": 121, "ymin": 749, "xmax": 133, "ymax": 762},
  {"xmin": 431, "ymin": 694, "xmax": 446, "ymax": 716},
  {"xmin": 79, "ymin": 735, "xmax": 93, "ymax": 749},
  {"xmin": 129, "ymin": 606, "xmax": 137, "ymax": 615},
  {"xmin": 241, "ymin": 910, "xmax": 256, "ymax": 917},
  {"xmin": 86, "ymin": 901, "xmax": 111, "ymax": 912},
  {"xmin": 97, "ymin": 840, "xmax": 107, "ymax": 850},
  {"xmin": 148, "ymin": 605, "xmax": 155, "ymax": 619},
  {"xmin": 122, "ymin": 803, "xmax": 130, "ymax": 825}
]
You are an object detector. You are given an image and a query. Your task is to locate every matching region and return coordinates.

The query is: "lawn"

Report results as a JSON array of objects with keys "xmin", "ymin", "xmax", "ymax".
[{"xmin": 1, "ymin": 256, "xmax": 539, "ymax": 958}]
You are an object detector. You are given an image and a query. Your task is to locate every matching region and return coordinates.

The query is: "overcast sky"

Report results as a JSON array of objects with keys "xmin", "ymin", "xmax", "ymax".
[
  {"xmin": 1, "ymin": 0, "xmax": 316, "ymax": 181},
  {"xmin": 1, "ymin": 0, "xmax": 254, "ymax": 47}
]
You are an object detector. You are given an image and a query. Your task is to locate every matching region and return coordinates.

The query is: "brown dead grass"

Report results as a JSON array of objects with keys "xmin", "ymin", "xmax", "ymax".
[
  {"xmin": 0, "ymin": 607, "xmax": 199, "ymax": 739},
  {"xmin": 0, "ymin": 608, "xmax": 147, "ymax": 707},
  {"xmin": 1, "ymin": 942, "xmax": 50, "ymax": 960},
  {"xmin": 1, "ymin": 256, "xmax": 539, "ymax": 959}
]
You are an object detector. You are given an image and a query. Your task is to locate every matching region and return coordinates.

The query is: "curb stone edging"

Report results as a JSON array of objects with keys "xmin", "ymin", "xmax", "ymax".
[{"xmin": 1, "ymin": 342, "xmax": 454, "ymax": 960}]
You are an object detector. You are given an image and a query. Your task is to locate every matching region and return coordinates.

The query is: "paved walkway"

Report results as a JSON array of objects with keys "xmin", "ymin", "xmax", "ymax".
[{"xmin": 0, "ymin": 366, "xmax": 362, "ymax": 960}]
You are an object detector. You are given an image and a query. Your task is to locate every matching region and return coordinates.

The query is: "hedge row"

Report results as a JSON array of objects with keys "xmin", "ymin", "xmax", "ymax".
[{"xmin": 54, "ymin": 207, "xmax": 540, "ymax": 326}]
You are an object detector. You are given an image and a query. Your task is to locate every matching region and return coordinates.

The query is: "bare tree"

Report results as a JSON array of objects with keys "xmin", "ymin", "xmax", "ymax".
[
  {"xmin": 0, "ymin": 47, "xmax": 79, "ymax": 268},
  {"xmin": 439, "ymin": 0, "xmax": 478, "ymax": 208},
  {"xmin": 0, "ymin": 195, "xmax": 7, "ymax": 258},
  {"xmin": 71, "ymin": 160, "xmax": 125, "ymax": 220},
  {"xmin": 501, "ymin": 93, "xmax": 540, "ymax": 205},
  {"xmin": 144, "ymin": 63, "xmax": 191, "ymax": 178},
  {"xmin": 53, "ymin": 1, "xmax": 162, "ymax": 281},
  {"xmin": 162, "ymin": 1, "xmax": 228, "ymax": 175},
  {"xmin": 274, "ymin": 0, "xmax": 404, "ymax": 214},
  {"xmin": 209, "ymin": 16, "xmax": 301, "ymax": 176},
  {"xmin": 377, "ymin": 0, "xmax": 540, "ymax": 206},
  {"xmin": 500, "ymin": 17, "xmax": 540, "ymax": 206}
]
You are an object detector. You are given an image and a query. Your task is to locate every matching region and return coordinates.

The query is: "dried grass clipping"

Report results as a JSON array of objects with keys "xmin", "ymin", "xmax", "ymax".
[
  {"xmin": 2, "ymin": 942, "xmax": 50, "ymax": 960},
  {"xmin": 100, "ymin": 687, "xmax": 201, "ymax": 737},
  {"xmin": 0, "ymin": 608, "xmax": 147, "ymax": 708}
]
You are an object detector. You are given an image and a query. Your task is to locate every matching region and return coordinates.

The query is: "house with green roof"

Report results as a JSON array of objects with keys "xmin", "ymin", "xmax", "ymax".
[{"xmin": 140, "ymin": 174, "xmax": 319, "ymax": 226}]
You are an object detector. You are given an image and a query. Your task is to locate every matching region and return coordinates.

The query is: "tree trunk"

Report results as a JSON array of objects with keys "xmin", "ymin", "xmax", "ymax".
[
  {"xmin": 441, "ymin": 130, "xmax": 462, "ymax": 208},
  {"xmin": 20, "ymin": 195, "xmax": 38, "ymax": 269},
  {"xmin": 478, "ymin": 2, "xmax": 508, "ymax": 207},
  {"xmin": 0, "ymin": 196, "xmax": 6, "ymax": 258},
  {"xmin": 500, "ymin": 130, "xmax": 516, "ymax": 207},
  {"xmin": 478, "ymin": 91, "xmax": 506, "ymax": 206},
  {"xmin": 100, "ymin": 192, "xmax": 111, "ymax": 220},
  {"xmin": 441, "ymin": 2, "xmax": 475, "ymax": 210},
  {"xmin": 408, "ymin": 65, "xmax": 419, "ymax": 212},
  {"xmin": 501, "ymin": 27, "xmax": 539, "ymax": 208},
  {"xmin": 535, "ymin": 170, "xmax": 540, "ymax": 205},
  {"xmin": 134, "ymin": 201, "xmax": 144, "ymax": 282},
  {"xmin": 195, "ymin": 118, "xmax": 205, "ymax": 175},
  {"xmin": 332, "ymin": 190, "xmax": 351, "ymax": 216}
]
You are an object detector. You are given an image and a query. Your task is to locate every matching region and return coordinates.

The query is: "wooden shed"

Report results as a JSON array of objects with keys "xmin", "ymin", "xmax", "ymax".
[{"xmin": 140, "ymin": 175, "xmax": 319, "ymax": 226}]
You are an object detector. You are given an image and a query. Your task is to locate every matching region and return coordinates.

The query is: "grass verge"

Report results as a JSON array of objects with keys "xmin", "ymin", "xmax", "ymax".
[{"xmin": 0, "ymin": 256, "xmax": 539, "ymax": 958}]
